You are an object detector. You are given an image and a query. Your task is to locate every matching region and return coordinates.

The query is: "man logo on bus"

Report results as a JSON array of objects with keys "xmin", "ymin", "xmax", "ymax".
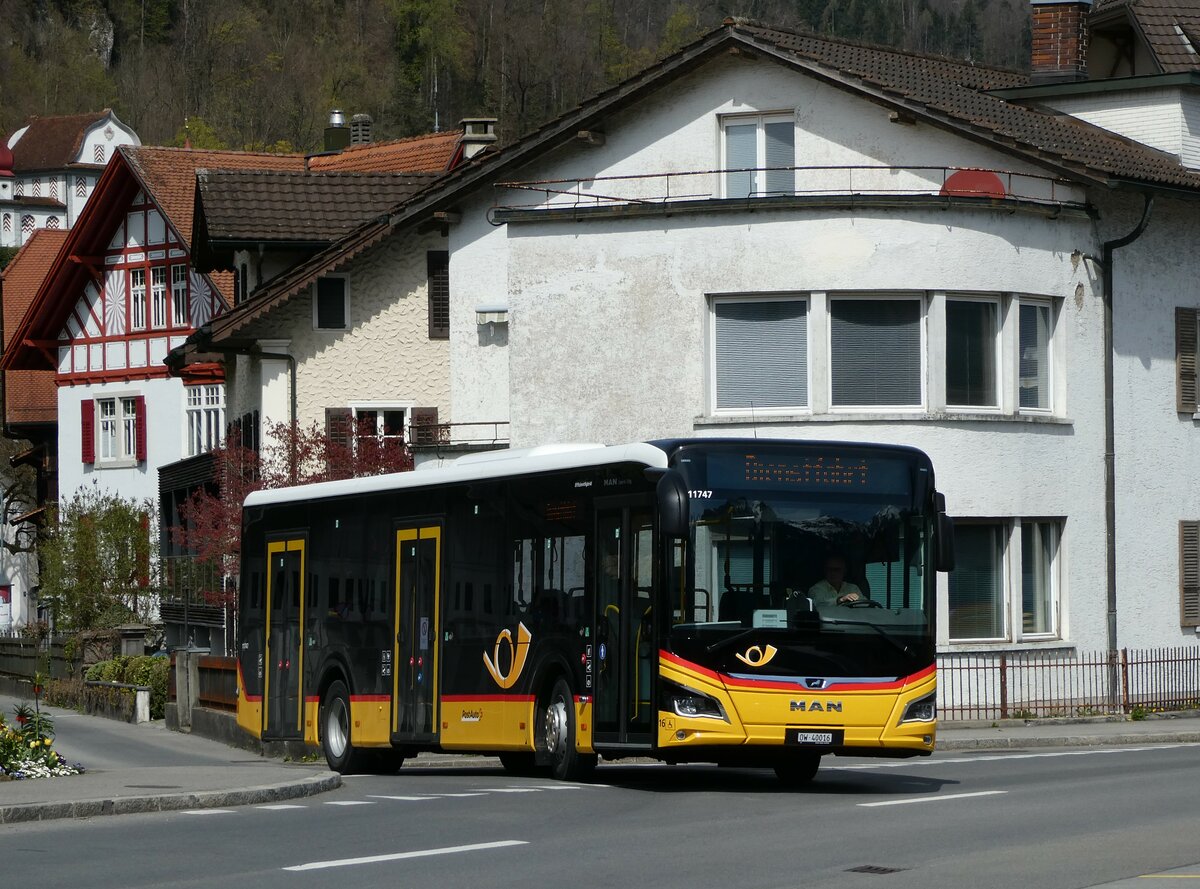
[
  {"xmin": 483, "ymin": 622, "xmax": 533, "ymax": 689},
  {"xmin": 734, "ymin": 644, "xmax": 778, "ymax": 668}
]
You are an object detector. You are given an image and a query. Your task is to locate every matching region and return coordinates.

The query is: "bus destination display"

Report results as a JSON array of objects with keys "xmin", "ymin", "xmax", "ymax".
[{"xmin": 699, "ymin": 450, "xmax": 914, "ymax": 496}]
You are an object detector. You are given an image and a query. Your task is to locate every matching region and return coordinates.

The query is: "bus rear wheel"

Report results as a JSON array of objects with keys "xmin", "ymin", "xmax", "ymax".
[
  {"xmin": 774, "ymin": 753, "xmax": 821, "ymax": 787},
  {"xmin": 320, "ymin": 680, "xmax": 365, "ymax": 774},
  {"xmin": 540, "ymin": 678, "xmax": 596, "ymax": 781}
]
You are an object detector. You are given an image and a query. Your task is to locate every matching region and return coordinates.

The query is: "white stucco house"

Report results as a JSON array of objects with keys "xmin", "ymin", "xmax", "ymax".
[
  {"xmin": 198, "ymin": 6, "xmax": 1200, "ymax": 673},
  {"xmin": 0, "ymin": 110, "xmax": 140, "ymax": 250}
]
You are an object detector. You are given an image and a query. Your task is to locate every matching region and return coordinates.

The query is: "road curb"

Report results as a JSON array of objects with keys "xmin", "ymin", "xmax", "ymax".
[
  {"xmin": 0, "ymin": 771, "xmax": 342, "ymax": 825},
  {"xmin": 937, "ymin": 731, "xmax": 1200, "ymax": 751}
]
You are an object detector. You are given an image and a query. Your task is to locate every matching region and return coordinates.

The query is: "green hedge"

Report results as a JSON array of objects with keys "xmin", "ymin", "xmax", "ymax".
[{"xmin": 85, "ymin": 656, "xmax": 169, "ymax": 720}]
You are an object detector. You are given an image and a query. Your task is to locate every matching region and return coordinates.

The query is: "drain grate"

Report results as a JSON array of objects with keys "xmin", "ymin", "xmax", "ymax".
[{"xmin": 845, "ymin": 865, "xmax": 906, "ymax": 875}]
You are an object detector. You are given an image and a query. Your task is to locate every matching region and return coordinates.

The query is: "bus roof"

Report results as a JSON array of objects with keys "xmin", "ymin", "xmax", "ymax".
[{"xmin": 243, "ymin": 441, "xmax": 671, "ymax": 509}]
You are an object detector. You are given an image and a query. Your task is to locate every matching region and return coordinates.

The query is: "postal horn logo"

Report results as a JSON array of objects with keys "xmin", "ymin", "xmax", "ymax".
[
  {"xmin": 734, "ymin": 644, "xmax": 778, "ymax": 668},
  {"xmin": 483, "ymin": 621, "xmax": 532, "ymax": 689}
]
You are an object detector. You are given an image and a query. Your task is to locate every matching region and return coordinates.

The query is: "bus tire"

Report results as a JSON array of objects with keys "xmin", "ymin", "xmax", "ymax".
[
  {"xmin": 320, "ymin": 680, "xmax": 364, "ymax": 774},
  {"xmin": 774, "ymin": 753, "xmax": 821, "ymax": 787},
  {"xmin": 498, "ymin": 752, "xmax": 539, "ymax": 776},
  {"xmin": 369, "ymin": 748, "xmax": 406, "ymax": 774},
  {"xmin": 541, "ymin": 678, "xmax": 596, "ymax": 781}
]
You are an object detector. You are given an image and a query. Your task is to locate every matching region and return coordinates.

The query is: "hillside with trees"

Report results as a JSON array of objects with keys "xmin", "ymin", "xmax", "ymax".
[{"xmin": 1, "ymin": 0, "xmax": 1031, "ymax": 151}]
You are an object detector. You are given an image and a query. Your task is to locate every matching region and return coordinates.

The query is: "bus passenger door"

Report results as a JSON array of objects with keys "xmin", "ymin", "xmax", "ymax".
[
  {"xmin": 264, "ymin": 538, "xmax": 305, "ymax": 739},
  {"xmin": 393, "ymin": 524, "xmax": 442, "ymax": 743},
  {"xmin": 594, "ymin": 499, "xmax": 655, "ymax": 749}
]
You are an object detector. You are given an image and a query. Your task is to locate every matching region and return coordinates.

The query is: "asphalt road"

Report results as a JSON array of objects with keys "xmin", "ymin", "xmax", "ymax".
[{"xmin": 3, "ymin": 742, "xmax": 1199, "ymax": 889}]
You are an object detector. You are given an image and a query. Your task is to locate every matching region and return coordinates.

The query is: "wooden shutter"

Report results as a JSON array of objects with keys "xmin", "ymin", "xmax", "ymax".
[
  {"xmin": 427, "ymin": 251, "xmax": 450, "ymax": 339},
  {"xmin": 325, "ymin": 407, "xmax": 353, "ymax": 450},
  {"xmin": 81, "ymin": 399, "xmax": 95, "ymax": 464},
  {"xmin": 1176, "ymin": 307, "xmax": 1197, "ymax": 413},
  {"xmin": 410, "ymin": 407, "xmax": 440, "ymax": 446},
  {"xmin": 1182, "ymin": 521, "xmax": 1200, "ymax": 627},
  {"xmin": 134, "ymin": 396, "xmax": 147, "ymax": 462}
]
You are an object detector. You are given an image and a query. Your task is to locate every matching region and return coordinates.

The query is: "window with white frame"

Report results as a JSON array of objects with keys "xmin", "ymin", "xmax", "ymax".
[
  {"xmin": 130, "ymin": 268, "xmax": 146, "ymax": 330},
  {"xmin": 949, "ymin": 518, "xmax": 1061, "ymax": 643},
  {"xmin": 830, "ymin": 296, "xmax": 923, "ymax": 408},
  {"xmin": 171, "ymin": 265, "xmax": 189, "ymax": 327},
  {"xmin": 722, "ymin": 113, "xmax": 795, "ymax": 198},
  {"xmin": 946, "ymin": 296, "xmax": 999, "ymax": 408},
  {"xmin": 1019, "ymin": 299, "xmax": 1053, "ymax": 411},
  {"xmin": 712, "ymin": 296, "xmax": 807, "ymax": 411},
  {"xmin": 186, "ymin": 385, "xmax": 225, "ymax": 457},
  {"xmin": 353, "ymin": 406, "xmax": 407, "ymax": 444},
  {"xmin": 314, "ymin": 276, "xmax": 348, "ymax": 330},
  {"xmin": 97, "ymin": 396, "xmax": 140, "ymax": 463},
  {"xmin": 151, "ymin": 266, "xmax": 168, "ymax": 329}
]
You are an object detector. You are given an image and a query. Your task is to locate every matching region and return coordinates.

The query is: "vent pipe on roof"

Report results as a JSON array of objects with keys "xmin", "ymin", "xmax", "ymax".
[
  {"xmin": 324, "ymin": 109, "xmax": 350, "ymax": 152},
  {"xmin": 350, "ymin": 114, "xmax": 373, "ymax": 145},
  {"xmin": 1030, "ymin": 0, "xmax": 1093, "ymax": 83},
  {"xmin": 459, "ymin": 118, "xmax": 498, "ymax": 160}
]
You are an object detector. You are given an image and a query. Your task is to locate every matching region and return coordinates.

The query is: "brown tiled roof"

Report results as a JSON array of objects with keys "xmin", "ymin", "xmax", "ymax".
[
  {"xmin": 1, "ymin": 228, "xmax": 68, "ymax": 424},
  {"xmin": 738, "ymin": 22, "xmax": 1200, "ymax": 189},
  {"xmin": 197, "ymin": 170, "xmax": 439, "ymax": 242},
  {"xmin": 1093, "ymin": 0, "xmax": 1200, "ymax": 72},
  {"xmin": 308, "ymin": 131, "xmax": 462, "ymax": 173},
  {"xmin": 1, "ymin": 197, "xmax": 66, "ymax": 209},
  {"xmin": 121, "ymin": 146, "xmax": 307, "ymax": 245},
  {"xmin": 9, "ymin": 111, "xmax": 109, "ymax": 173}
]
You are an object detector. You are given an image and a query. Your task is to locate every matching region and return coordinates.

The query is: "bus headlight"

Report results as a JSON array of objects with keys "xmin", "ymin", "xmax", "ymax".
[
  {"xmin": 900, "ymin": 693, "xmax": 936, "ymax": 723},
  {"xmin": 665, "ymin": 682, "xmax": 728, "ymax": 721}
]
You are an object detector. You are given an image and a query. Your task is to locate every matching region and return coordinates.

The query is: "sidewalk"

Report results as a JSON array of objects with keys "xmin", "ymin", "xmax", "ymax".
[{"xmin": 3, "ymin": 692, "xmax": 1198, "ymax": 825}]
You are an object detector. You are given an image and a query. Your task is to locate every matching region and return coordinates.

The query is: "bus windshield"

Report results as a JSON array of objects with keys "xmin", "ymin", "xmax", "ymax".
[{"xmin": 669, "ymin": 443, "xmax": 935, "ymax": 679}]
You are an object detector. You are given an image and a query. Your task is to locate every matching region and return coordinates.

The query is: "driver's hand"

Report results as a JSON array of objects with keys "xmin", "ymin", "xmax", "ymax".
[{"xmin": 837, "ymin": 592, "xmax": 861, "ymax": 604}]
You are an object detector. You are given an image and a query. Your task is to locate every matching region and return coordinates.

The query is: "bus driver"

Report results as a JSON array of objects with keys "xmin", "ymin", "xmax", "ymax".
[{"xmin": 806, "ymin": 554, "xmax": 864, "ymax": 606}]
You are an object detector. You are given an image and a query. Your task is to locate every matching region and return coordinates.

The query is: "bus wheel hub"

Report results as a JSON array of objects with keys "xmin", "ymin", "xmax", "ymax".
[{"xmin": 545, "ymin": 699, "xmax": 568, "ymax": 754}]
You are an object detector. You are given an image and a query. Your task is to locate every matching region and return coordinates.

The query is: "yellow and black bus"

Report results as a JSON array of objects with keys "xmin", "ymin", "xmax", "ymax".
[{"xmin": 236, "ymin": 438, "xmax": 954, "ymax": 784}]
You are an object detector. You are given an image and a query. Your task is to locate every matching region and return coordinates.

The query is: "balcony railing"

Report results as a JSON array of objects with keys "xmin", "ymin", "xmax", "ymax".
[
  {"xmin": 410, "ymin": 420, "xmax": 510, "ymax": 451},
  {"xmin": 494, "ymin": 165, "xmax": 1087, "ymax": 217}
]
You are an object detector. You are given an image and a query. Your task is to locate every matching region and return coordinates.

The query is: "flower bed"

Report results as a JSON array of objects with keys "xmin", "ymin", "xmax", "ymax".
[{"xmin": 0, "ymin": 703, "xmax": 83, "ymax": 781}]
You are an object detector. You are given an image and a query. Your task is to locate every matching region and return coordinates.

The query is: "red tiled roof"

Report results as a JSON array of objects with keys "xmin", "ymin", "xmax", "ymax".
[
  {"xmin": 1, "ymin": 229, "xmax": 68, "ymax": 424},
  {"xmin": 122, "ymin": 146, "xmax": 307, "ymax": 245},
  {"xmin": 9, "ymin": 111, "xmax": 110, "ymax": 173},
  {"xmin": 308, "ymin": 131, "xmax": 462, "ymax": 173}
]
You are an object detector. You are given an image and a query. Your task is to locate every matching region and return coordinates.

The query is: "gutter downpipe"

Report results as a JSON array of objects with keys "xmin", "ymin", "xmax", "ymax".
[{"xmin": 1099, "ymin": 190, "xmax": 1154, "ymax": 708}]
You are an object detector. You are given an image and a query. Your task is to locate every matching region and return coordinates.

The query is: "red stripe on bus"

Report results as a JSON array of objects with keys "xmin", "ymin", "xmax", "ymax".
[
  {"xmin": 304, "ymin": 696, "xmax": 320, "ymax": 703},
  {"xmin": 441, "ymin": 694, "xmax": 536, "ymax": 703},
  {"xmin": 350, "ymin": 695, "xmax": 391, "ymax": 702},
  {"xmin": 661, "ymin": 650, "xmax": 936, "ymax": 692}
]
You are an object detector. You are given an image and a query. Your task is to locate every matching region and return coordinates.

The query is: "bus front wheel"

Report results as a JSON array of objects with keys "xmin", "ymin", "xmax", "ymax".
[
  {"xmin": 540, "ymin": 678, "xmax": 596, "ymax": 781},
  {"xmin": 774, "ymin": 753, "xmax": 821, "ymax": 787},
  {"xmin": 320, "ymin": 680, "xmax": 364, "ymax": 774}
]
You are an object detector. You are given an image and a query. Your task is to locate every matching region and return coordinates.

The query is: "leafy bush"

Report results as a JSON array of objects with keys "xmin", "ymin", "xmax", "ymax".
[
  {"xmin": 85, "ymin": 656, "xmax": 170, "ymax": 720},
  {"xmin": 0, "ymin": 705, "xmax": 81, "ymax": 780}
]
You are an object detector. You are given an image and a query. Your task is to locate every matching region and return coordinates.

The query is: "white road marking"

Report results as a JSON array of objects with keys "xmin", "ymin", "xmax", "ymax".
[
  {"xmin": 367, "ymin": 795, "xmax": 438, "ymax": 801},
  {"xmin": 858, "ymin": 790, "xmax": 1008, "ymax": 808},
  {"xmin": 257, "ymin": 804, "xmax": 307, "ymax": 810},
  {"xmin": 475, "ymin": 787, "xmax": 541, "ymax": 793},
  {"xmin": 427, "ymin": 792, "xmax": 489, "ymax": 798},
  {"xmin": 283, "ymin": 839, "xmax": 528, "ymax": 872},
  {"xmin": 832, "ymin": 743, "xmax": 1200, "ymax": 771},
  {"xmin": 181, "ymin": 809, "xmax": 235, "ymax": 815},
  {"xmin": 324, "ymin": 800, "xmax": 376, "ymax": 806},
  {"xmin": 506, "ymin": 784, "xmax": 586, "ymax": 791}
]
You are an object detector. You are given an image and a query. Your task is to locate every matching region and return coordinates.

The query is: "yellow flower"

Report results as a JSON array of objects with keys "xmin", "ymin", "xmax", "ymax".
[
  {"xmin": 29, "ymin": 741, "xmax": 37, "ymax": 748},
  {"xmin": 43, "ymin": 738, "xmax": 52, "ymax": 746}
]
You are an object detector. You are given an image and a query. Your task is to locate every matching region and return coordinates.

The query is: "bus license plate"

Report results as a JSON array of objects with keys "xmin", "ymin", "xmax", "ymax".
[{"xmin": 787, "ymin": 729, "xmax": 843, "ymax": 746}]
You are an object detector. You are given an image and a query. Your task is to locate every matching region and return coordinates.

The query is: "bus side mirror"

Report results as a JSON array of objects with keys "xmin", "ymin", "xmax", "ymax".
[
  {"xmin": 654, "ymin": 469, "xmax": 689, "ymax": 538},
  {"xmin": 934, "ymin": 493, "xmax": 955, "ymax": 573}
]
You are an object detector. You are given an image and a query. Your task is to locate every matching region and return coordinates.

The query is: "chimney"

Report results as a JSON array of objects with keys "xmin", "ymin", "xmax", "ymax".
[
  {"xmin": 350, "ymin": 113, "xmax": 373, "ymax": 145},
  {"xmin": 459, "ymin": 118, "xmax": 498, "ymax": 160},
  {"xmin": 324, "ymin": 109, "xmax": 350, "ymax": 152},
  {"xmin": 1030, "ymin": 0, "xmax": 1093, "ymax": 83}
]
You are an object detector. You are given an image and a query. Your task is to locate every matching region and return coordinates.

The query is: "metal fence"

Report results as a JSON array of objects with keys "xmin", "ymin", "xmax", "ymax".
[
  {"xmin": 938, "ymin": 647, "xmax": 1200, "ymax": 721},
  {"xmin": 197, "ymin": 655, "xmax": 237, "ymax": 712}
]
